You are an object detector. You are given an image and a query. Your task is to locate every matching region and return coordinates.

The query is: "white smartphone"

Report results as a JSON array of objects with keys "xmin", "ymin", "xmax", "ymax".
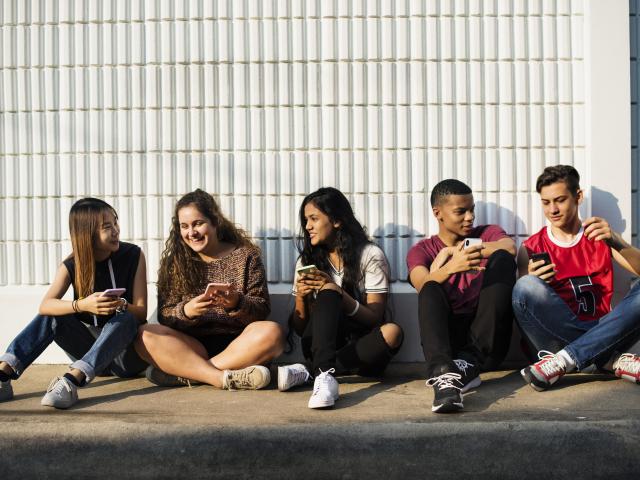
[
  {"xmin": 204, "ymin": 283, "xmax": 232, "ymax": 298},
  {"xmin": 463, "ymin": 238, "xmax": 482, "ymax": 249},
  {"xmin": 100, "ymin": 288, "xmax": 126, "ymax": 298},
  {"xmin": 296, "ymin": 264, "xmax": 318, "ymax": 275}
]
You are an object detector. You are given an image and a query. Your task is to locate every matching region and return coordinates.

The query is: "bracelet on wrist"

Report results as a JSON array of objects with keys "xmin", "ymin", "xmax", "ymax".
[
  {"xmin": 347, "ymin": 300, "xmax": 360, "ymax": 317},
  {"xmin": 115, "ymin": 298, "xmax": 128, "ymax": 314}
]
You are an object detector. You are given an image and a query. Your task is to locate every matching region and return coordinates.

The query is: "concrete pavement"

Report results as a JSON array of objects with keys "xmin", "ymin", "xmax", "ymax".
[{"xmin": 1, "ymin": 364, "xmax": 639, "ymax": 478}]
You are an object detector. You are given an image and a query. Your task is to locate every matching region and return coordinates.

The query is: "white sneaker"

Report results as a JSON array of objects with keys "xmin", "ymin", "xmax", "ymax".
[
  {"xmin": 41, "ymin": 376, "xmax": 78, "ymax": 409},
  {"xmin": 222, "ymin": 365, "xmax": 271, "ymax": 390},
  {"xmin": 278, "ymin": 363, "xmax": 312, "ymax": 391},
  {"xmin": 308, "ymin": 368, "xmax": 339, "ymax": 409},
  {"xmin": 0, "ymin": 379, "xmax": 13, "ymax": 402}
]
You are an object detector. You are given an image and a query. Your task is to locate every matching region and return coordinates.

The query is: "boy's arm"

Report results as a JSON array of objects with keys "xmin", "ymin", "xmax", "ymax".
[
  {"xmin": 584, "ymin": 216, "xmax": 640, "ymax": 276},
  {"xmin": 480, "ymin": 237, "xmax": 517, "ymax": 258}
]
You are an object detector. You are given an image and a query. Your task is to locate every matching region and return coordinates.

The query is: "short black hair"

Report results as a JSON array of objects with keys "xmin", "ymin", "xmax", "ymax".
[
  {"xmin": 430, "ymin": 179, "xmax": 473, "ymax": 207},
  {"xmin": 535, "ymin": 165, "xmax": 581, "ymax": 196}
]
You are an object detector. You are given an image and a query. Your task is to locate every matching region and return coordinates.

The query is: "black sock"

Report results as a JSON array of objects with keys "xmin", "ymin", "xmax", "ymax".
[
  {"xmin": 63, "ymin": 372, "xmax": 82, "ymax": 387},
  {"xmin": 0, "ymin": 371, "xmax": 10, "ymax": 382}
]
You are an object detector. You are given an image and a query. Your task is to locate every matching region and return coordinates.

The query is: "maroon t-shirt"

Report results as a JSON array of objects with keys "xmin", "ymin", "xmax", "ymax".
[{"xmin": 406, "ymin": 225, "xmax": 510, "ymax": 314}]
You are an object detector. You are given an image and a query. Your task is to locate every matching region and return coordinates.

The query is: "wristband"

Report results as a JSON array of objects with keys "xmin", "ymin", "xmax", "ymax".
[
  {"xmin": 347, "ymin": 300, "xmax": 360, "ymax": 317},
  {"xmin": 115, "ymin": 298, "xmax": 128, "ymax": 314}
]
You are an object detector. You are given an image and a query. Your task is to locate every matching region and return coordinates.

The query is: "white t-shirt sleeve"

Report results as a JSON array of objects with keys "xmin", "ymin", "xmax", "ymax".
[
  {"xmin": 362, "ymin": 244, "xmax": 390, "ymax": 294},
  {"xmin": 291, "ymin": 257, "xmax": 303, "ymax": 296}
]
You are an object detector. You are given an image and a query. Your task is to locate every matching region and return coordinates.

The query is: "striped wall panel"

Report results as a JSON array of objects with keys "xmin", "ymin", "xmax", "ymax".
[
  {"xmin": 631, "ymin": 0, "xmax": 640, "ymax": 247},
  {"xmin": 1, "ymin": 0, "xmax": 588, "ymax": 286}
]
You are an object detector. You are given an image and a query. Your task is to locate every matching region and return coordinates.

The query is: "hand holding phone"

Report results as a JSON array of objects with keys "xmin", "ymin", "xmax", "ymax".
[
  {"xmin": 529, "ymin": 251, "xmax": 556, "ymax": 282},
  {"xmin": 296, "ymin": 264, "xmax": 318, "ymax": 276},
  {"xmin": 203, "ymin": 283, "xmax": 232, "ymax": 299},
  {"xmin": 463, "ymin": 238, "xmax": 482, "ymax": 249},
  {"xmin": 100, "ymin": 288, "xmax": 126, "ymax": 298}
]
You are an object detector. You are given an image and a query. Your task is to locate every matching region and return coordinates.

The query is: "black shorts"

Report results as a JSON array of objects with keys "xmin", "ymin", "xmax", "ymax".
[{"xmin": 195, "ymin": 334, "xmax": 239, "ymax": 358}]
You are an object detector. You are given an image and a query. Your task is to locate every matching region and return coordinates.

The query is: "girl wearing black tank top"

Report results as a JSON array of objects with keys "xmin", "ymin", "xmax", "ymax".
[{"xmin": 0, "ymin": 198, "xmax": 148, "ymax": 409}]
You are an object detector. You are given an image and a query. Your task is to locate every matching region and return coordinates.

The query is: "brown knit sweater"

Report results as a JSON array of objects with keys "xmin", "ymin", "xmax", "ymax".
[{"xmin": 158, "ymin": 246, "xmax": 271, "ymax": 336}]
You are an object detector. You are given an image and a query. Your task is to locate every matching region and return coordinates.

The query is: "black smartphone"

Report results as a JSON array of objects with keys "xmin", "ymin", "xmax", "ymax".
[{"xmin": 530, "ymin": 252, "xmax": 551, "ymax": 267}]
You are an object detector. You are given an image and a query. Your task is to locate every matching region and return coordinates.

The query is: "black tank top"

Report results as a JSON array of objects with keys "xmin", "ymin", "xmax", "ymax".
[{"xmin": 63, "ymin": 242, "xmax": 141, "ymax": 326}]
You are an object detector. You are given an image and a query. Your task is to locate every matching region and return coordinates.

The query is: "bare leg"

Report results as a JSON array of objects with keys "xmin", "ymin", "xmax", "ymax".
[
  {"xmin": 0, "ymin": 362, "xmax": 14, "ymax": 376},
  {"xmin": 135, "ymin": 324, "xmax": 225, "ymax": 388},
  {"xmin": 210, "ymin": 321, "xmax": 285, "ymax": 370},
  {"xmin": 380, "ymin": 323, "xmax": 404, "ymax": 349}
]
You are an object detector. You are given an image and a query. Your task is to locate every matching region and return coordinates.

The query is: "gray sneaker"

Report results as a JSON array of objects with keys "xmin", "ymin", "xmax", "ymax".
[
  {"xmin": 41, "ymin": 376, "xmax": 78, "ymax": 409},
  {"xmin": 145, "ymin": 366, "xmax": 192, "ymax": 387},
  {"xmin": 0, "ymin": 380, "xmax": 13, "ymax": 402},
  {"xmin": 222, "ymin": 365, "xmax": 270, "ymax": 390}
]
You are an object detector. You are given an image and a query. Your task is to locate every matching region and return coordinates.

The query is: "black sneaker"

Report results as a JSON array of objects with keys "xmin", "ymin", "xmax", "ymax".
[
  {"xmin": 426, "ymin": 372, "xmax": 464, "ymax": 413},
  {"xmin": 453, "ymin": 359, "xmax": 481, "ymax": 393}
]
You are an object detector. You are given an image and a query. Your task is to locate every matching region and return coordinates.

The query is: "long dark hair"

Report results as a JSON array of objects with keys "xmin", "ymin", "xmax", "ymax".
[
  {"xmin": 296, "ymin": 187, "xmax": 372, "ymax": 299},
  {"xmin": 69, "ymin": 198, "xmax": 118, "ymax": 298},
  {"xmin": 157, "ymin": 189, "xmax": 256, "ymax": 301}
]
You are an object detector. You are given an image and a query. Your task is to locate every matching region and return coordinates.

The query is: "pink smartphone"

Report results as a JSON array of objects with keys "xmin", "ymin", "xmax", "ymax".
[
  {"xmin": 100, "ymin": 288, "xmax": 126, "ymax": 298},
  {"xmin": 204, "ymin": 283, "xmax": 231, "ymax": 298}
]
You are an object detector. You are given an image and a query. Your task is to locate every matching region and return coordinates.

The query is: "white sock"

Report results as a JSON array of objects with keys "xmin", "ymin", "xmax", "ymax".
[{"xmin": 557, "ymin": 349, "xmax": 576, "ymax": 373}]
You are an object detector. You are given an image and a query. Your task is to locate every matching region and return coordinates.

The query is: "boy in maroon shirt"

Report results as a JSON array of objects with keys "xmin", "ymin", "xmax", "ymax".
[{"xmin": 407, "ymin": 179, "xmax": 516, "ymax": 413}]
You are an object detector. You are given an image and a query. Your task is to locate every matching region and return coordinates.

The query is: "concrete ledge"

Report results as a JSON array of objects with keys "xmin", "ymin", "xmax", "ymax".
[{"xmin": 1, "ymin": 364, "xmax": 639, "ymax": 478}]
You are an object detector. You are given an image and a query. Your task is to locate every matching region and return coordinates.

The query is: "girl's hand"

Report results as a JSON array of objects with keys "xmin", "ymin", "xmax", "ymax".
[
  {"xmin": 300, "ymin": 270, "xmax": 337, "ymax": 292},
  {"xmin": 210, "ymin": 289, "xmax": 241, "ymax": 311},
  {"xmin": 78, "ymin": 292, "xmax": 121, "ymax": 316},
  {"xmin": 184, "ymin": 294, "xmax": 214, "ymax": 319},
  {"xmin": 296, "ymin": 277, "xmax": 316, "ymax": 297}
]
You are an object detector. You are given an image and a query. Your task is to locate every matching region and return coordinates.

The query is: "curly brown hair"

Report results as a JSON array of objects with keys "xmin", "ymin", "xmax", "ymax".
[{"xmin": 157, "ymin": 189, "xmax": 257, "ymax": 301}]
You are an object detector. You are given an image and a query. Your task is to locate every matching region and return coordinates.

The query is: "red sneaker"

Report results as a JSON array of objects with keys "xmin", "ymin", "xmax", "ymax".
[
  {"xmin": 520, "ymin": 351, "xmax": 566, "ymax": 391},
  {"xmin": 613, "ymin": 353, "xmax": 640, "ymax": 384}
]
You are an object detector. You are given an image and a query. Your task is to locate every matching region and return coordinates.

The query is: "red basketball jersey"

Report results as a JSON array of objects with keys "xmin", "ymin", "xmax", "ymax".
[{"xmin": 523, "ymin": 226, "xmax": 613, "ymax": 321}]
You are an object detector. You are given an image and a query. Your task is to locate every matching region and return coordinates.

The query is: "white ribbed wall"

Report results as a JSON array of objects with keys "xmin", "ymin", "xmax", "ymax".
[
  {"xmin": 0, "ymin": 1, "xmax": 634, "ymax": 363},
  {"xmin": 631, "ymin": 0, "xmax": 640, "ymax": 247},
  {"xmin": 1, "ymin": 0, "xmax": 590, "ymax": 288}
]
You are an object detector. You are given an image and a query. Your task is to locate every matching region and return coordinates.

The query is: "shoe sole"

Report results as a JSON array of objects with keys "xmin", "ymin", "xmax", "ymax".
[
  {"xmin": 520, "ymin": 367, "xmax": 549, "ymax": 392},
  {"xmin": 432, "ymin": 400, "xmax": 464, "ymax": 413},
  {"xmin": 460, "ymin": 376, "xmax": 481, "ymax": 394},
  {"xmin": 41, "ymin": 398, "xmax": 77, "ymax": 409},
  {"xmin": 617, "ymin": 373, "xmax": 640, "ymax": 384},
  {"xmin": 308, "ymin": 396, "xmax": 337, "ymax": 409}
]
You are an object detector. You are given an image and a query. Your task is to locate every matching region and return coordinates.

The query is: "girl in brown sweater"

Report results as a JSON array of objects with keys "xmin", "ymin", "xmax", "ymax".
[{"xmin": 135, "ymin": 189, "xmax": 284, "ymax": 389}]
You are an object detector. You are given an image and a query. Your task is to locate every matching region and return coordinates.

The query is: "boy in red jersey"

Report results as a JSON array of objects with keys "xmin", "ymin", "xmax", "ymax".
[
  {"xmin": 513, "ymin": 165, "xmax": 640, "ymax": 391},
  {"xmin": 407, "ymin": 179, "xmax": 517, "ymax": 413}
]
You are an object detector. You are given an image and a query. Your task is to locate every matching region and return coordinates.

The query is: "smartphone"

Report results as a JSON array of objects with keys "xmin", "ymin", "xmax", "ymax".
[
  {"xmin": 204, "ymin": 283, "xmax": 232, "ymax": 298},
  {"xmin": 530, "ymin": 252, "xmax": 552, "ymax": 267},
  {"xmin": 100, "ymin": 288, "xmax": 126, "ymax": 298},
  {"xmin": 463, "ymin": 238, "xmax": 482, "ymax": 249},
  {"xmin": 296, "ymin": 264, "xmax": 318, "ymax": 275}
]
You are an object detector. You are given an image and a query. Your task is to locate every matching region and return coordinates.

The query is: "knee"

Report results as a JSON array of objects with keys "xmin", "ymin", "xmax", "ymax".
[
  {"xmin": 418, "ymin": 280, "xmax": 444, "ymax": 300},
  {"xmin": 245, "ymin": 321, "xmax": 285, "ymax": 355},
  {"xmin": 380, "ymin": 323, "xmax": 404, "ymax": 350},
  {"xmin": 137, "ymin": 324, "xmax": 169, "ymax": 351},
  {"xmin": 488, "ymin": 249, "xmax": 516, "ymax": 265},
  {"xmin": 512, "ymin": 275, "xmax": 549, "ymax": 310}
]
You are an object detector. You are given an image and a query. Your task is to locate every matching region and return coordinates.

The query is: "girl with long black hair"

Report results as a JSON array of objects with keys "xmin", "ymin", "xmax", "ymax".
[{"xmin": 279, "ymin": 187, "xmax": 404, "ymax": 408}]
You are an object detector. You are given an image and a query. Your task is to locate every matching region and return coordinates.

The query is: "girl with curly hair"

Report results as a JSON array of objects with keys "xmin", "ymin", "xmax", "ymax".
[
  {"xmin": 136, "ymin": 189, "xmax": 284, "ymax": 390},
  {"xmin": 278, "ymin": 187, "xmax": 404, "ymax": 408}
]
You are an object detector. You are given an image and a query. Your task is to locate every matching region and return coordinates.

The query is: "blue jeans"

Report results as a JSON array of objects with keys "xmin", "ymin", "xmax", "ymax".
[
  {"xmin": 0, "ymin": 311, "xmax": 145, "ymax": 384},
  {"xmin": 512, "ymin": 275, "xmax": 640, "ymax": 370}
]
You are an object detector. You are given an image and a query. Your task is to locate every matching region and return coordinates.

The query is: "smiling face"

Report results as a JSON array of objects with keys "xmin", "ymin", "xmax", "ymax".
[
  {"xmin": 432, "ymin": 193, "xmax": 476, "ymax": 239},
  {"xmin": 178, "ymin": 204, "xmax": 218, "ymax": 258},
  {"xmin": 303, "ymin": 201, "xmax": 340, "ymax": 247},
  {"xmin": 539, "ymin": 181, "xmax": 582, "ymax": 230},
  {"xmin": 93, "ymin": 210, "xmax": 120, "ymax": 255}
]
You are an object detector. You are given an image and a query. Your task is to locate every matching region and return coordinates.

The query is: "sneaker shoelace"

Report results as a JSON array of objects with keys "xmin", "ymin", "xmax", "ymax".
[
  {"xmin": 616, "ymin": 353, "xmax": 640, "ymax": 374},
  {"xmin": 426, "ymin": 372, "xmax": 463, "ymax": 391},
  {"xmin": 47, "ymin": 377, "xmax": 73, "ymax": 395},
  {"xmin": 535, "ymin": 350, "xmax": 565, "ymax": 378},
  {"xmin": 453, "ymin": 359, "xmax": 474, "ymax": 376},
  {"xmin": 290, "ymin": 367, "xmax": 311, "ymax": 386},
  {"xmin": 227, "ymin": 368, "xmax": 259, "ymax": 390},
  {"xmin": 312, "ymin": 368, "xmax": 336, "ymax": 395}
]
